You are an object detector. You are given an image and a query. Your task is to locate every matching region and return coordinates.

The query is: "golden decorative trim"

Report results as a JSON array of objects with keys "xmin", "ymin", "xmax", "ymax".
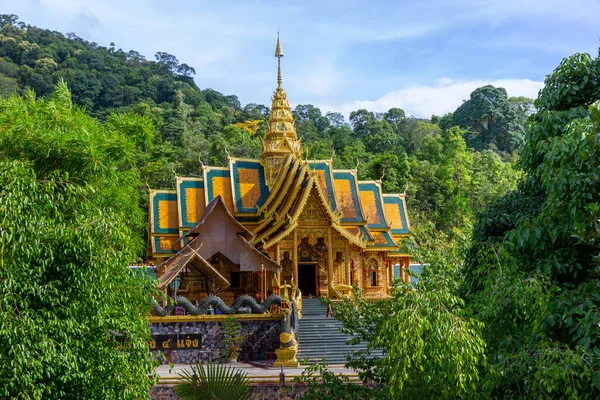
[
  {"xmin": 363, "ymin": 247, "xmax": 399, "ymax": 252},
  {"xmin": 290, "ymin": 177, "xmax": 335, "ymax": 224},
  {"xmin": 254, "ymin": 214, "xmax": 274, "ymax": 233},
  {"xmin": 252, "ymin": 218, "xmax": 287, "ymax": 245},
  {"xmin": 288, "ymin": 175, "xmax": 316, "ymax": 221},
  {"xmin": 147, "ymin": 314, "xmax": 282, "ymax": 323},
  {"xmin": 260, "ymin": 159, "xmax": 302, "ymax": 221},
  {"xmin": 263, "ymin": 221, "xmax": 298, "ymax": 249},
  {"xmin": 259, "ymin": 155, "xmax": 292, "ymax": 208},
  {"xmin": 331, "ymin": 224, "xmax": 365, "ymax": 248},
  {"xmin": 269, "ymin": 159, "xmax": 302, "ymax": 214},
  {"xmin": 277, "ymin": 166, "xmax": 309, "ymax": 218},
  {"xmin": 280, "ymin": 332, "xmax": 294, "ymax": 343}
]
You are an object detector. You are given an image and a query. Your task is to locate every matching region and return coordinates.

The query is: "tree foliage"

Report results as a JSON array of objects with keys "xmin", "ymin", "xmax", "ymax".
[
  {"xmin": 2, "ymin": 14, "xmax": 594, "ymax": 400},
  {"xmin": 452, "ymin": 85, "xmax": 526, "ymax": 157},
  {"xmin": 464, "ymin": 51, "xmax": 600, "ymax": 398},
  {"xmin": 0, "ymin": 82, "xmax": 156, "ymax": 399},
  {"xmin": 0, "ymin": 15, "xmax": 522, "ymax": 239},
  {"xmin": 299, "ymin": 223, "xmax": 486, "ymax": 399}
]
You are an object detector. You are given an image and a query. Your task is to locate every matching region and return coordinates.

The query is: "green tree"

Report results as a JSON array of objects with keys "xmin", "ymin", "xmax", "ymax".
[
  {"xmin": 303, "ymin": 223, "xmax": 486, "ymax": 399},
  {"xmin": 464, "ymin": 51, "xmax": 600, "ymax": 398},
  {"xmin": 432, "ymin": 112, "xmax": 454, "ymax": 131},
  {"xmin": 349, "ymin": 109, "xmax": 375, "ymax": 140},
  {"xmin": 409, "ymin": 127, "xmax": 474, "ymax": 230},
  {"xmin": 0, "ymin": 73, "xmax": 18, "ymax": 97},
  {"xmin": 453, "ymin": 85, "xmax": 524, "ymax": 156},
  {"xmin": 509, "ymin": 95, "xmax": 535, "ymax": 127},
  {"xmin": 0, "ymin": 83, "xmax": 156, "ymax": 399},
  {"xmin": 363, "ymin": 152, "xmax": 410, "ymax": 193},
  {"xmin": 402, "ymin": 120, "xmax": 441, "ymax": 155},
  {"xmin": 294, "ymin": 104, "xmax": 330, "ymax": 142},
  {"xmin": 469, "ymin": 150, "xmax": 520, "ymax": 216}
]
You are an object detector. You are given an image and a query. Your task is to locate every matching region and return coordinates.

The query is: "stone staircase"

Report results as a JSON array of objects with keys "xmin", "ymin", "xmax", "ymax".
[{"xmin": 297, "ymin": 297, "xmax": 378, "ymax": 365}]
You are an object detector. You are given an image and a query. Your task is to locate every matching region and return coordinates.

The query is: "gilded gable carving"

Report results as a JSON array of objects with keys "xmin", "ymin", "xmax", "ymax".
[{"xmin": 298, "ymin": 190, "xmax": 329, "ymax": 225}]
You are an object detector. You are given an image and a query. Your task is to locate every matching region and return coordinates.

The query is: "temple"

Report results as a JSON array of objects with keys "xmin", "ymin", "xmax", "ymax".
[{"xmin": 148, "ymin": 34, "xmax": 411, "ymax": 303}]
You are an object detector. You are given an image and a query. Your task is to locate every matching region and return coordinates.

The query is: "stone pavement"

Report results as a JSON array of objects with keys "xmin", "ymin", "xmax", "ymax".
[{"xmin": 156, "ymin": 362, "xmax": 360, "ymax": 384}]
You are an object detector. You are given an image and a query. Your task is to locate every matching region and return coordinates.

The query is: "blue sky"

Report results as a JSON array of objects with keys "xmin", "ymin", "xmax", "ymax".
[{"xmin": 3, "ymin": 0, "xmax": 600, "ymax": 117}]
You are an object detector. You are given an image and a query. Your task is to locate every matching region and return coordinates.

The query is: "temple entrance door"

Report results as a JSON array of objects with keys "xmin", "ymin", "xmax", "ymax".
[{"xmin": 298, "ymin": 262, "xmax": 318, "ymax": 296}]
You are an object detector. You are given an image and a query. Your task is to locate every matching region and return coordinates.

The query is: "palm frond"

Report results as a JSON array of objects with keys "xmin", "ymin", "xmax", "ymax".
[{"xmin": 175, "ymin": 361, "xmax": 252, "ymax": 400}]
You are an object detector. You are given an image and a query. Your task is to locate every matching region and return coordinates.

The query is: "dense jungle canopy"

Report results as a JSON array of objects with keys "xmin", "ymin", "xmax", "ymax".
[{"xmin": 0, "ymin": 14, "xmax": 525, "ymax": 237}]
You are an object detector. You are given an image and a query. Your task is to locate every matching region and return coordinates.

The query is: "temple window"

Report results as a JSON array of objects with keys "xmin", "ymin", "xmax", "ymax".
[
  {"xmin": 369, "ymin": 270, "xmax": 377, "ymax": 287},
  {"xmin": 367, "ymin": 258, "xmax": 379, "ymax": 287}
]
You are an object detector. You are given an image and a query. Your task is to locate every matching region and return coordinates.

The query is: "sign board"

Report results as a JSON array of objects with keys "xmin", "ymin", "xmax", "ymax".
[{"xmin": 149, "ymin": 334, "xmax": 202, "ymax": 350}]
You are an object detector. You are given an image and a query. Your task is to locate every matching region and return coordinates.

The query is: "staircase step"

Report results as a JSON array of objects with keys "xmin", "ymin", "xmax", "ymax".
[{"xmin": 296, "ymin": 298, "xmax": 379, "ymax": 365}]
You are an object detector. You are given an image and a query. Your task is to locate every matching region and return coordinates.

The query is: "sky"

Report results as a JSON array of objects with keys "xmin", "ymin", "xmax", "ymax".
[{"xmin": 3, "ymin": 0, "xmax": 600, "ymax": 118}]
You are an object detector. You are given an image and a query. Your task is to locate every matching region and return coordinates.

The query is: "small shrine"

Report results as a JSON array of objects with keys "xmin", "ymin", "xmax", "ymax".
[{"xmin": 148, "ymin": 34, "xmax": 411, "ymax": 302}]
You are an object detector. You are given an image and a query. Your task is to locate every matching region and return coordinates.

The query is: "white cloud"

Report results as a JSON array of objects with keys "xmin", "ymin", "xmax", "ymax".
[{"xmin": 316, "ymin": 78, "xmax": 544, "ymax": 119}]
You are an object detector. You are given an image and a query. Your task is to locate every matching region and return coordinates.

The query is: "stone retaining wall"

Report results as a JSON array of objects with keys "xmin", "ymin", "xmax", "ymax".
[
  {"xmin": 150, "ymin": 320, "xmax": 280, "ymax": 363},
  {"xmin": 150, "ymin": 384, "xmax": 308, "ymax": 400}
]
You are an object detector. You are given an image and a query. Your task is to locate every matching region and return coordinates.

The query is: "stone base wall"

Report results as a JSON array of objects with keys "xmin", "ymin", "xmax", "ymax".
[
  {"xmin": 150, "ymin": 384, "xmax": 308, "ymax": 400},
  {"xmin": 150, "ymin": 320, "xmax": 280, "ymax": 364}
]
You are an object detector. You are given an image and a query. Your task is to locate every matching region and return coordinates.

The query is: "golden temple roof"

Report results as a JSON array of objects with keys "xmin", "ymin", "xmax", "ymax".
[
  {"xmin": 275, "ymin": 32, "xmax": 284, "ymax": 57},
  {"xmin": 275, "ymin": 32, "xmax": 284, "ymax": 88},
  {"xmin": 261, "ymin": 33, "xmax": 302, "ymax": 187},
  {"xmin": 147, "ymin": 35, "xmax": 411, "ymax": 257}
]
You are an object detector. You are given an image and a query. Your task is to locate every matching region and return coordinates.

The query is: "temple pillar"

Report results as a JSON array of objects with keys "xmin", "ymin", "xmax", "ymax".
[
  {"xmin": 292, "ymin": 229, "xmax": 298, "ymax": 287},
  {"xmin": 400, "ymin": 262, "xmax": 405, "ymax": 283},
  {"xmin": 275, "ymin": 242, "xmax": 281, "ymax": 286},
  {"xmin": 345, "ymin": 247, "xmax": 350, "ymax": 285},
  {"xmin": 327, "ymin": 227, "xmax": 334, "ymax": 297}
]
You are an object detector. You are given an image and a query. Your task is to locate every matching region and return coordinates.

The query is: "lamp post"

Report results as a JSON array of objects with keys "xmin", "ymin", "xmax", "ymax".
[{"xmin": 279, "ymin": 365, "xmax": 285, "ymax": 386}]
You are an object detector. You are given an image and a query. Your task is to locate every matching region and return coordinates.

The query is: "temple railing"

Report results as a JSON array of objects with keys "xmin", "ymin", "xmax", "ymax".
[
  {"xmin": 280, "ymin": 283, "xmax": 302, "ymax": 316},
  {"xmin": 331, "ymin": 282, "xmax": 353, "ymax": 300},
  {"xmin": 151, "ymin": 294, "xmax": 283, "ymax": 316}
]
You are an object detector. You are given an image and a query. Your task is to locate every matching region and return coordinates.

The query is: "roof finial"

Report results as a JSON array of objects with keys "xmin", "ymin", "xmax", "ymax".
[{"xmin": 275, "ymin": 31, "xmax": 284, "ymax": 88}]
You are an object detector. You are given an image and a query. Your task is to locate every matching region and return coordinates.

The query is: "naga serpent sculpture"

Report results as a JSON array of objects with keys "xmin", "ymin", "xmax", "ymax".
[
  {"xmin": 151, "ymin": 300, "xmax": 175, "ymax": 316},
  {"xmin": 281, "ymin": 299, "xmax": 299, "ymax": 336},
  {"xmin": 274, "ymin": 298, "xmax": 300, "ymax": 366},
  {"xmin": 151, "ymin": 294, "xmax": 284, "ymax": 315}
]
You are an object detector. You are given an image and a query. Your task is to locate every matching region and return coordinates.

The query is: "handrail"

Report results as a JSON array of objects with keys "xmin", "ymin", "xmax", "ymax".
[
  {"xmin": 331, "ymin": 283, "xmax": 353, "ymax": 300},
  {"xmin": 280, "ymin": 283, "xmax": 302, "ymax": 316}
]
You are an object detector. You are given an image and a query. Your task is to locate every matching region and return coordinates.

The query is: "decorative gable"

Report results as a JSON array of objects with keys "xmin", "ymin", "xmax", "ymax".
[{"xmin": 297, "ymin": 186, "xmax": 331, "ymax": 226}]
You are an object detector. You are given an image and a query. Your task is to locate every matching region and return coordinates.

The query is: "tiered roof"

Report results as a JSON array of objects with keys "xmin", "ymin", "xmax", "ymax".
[
  {"xmin": 150, "ymin": 159, "xmax": 410, "ymax": 255},
  {"xmin": 148, "ymin": 33, "xmax": 410, "ymax": 258}
]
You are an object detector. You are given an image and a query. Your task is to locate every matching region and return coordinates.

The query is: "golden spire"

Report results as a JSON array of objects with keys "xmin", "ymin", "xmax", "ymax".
[
  {"xmin": 260, "ymin": 31, "xmax": 302, "ymax": 186},
  {"xmin": 275, "ymin": 31, "xmax": 284, "ymax": 88}
]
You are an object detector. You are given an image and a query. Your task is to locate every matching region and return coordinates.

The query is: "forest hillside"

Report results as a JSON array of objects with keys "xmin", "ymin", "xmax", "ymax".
[{"xmin": 0, "ymin": 14, "xmax": 526, "ymax": 241}]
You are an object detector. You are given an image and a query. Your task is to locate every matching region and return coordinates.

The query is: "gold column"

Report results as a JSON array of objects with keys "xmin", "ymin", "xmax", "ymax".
[
  {"xmin": 388, "ymin": 261, "xmax": 393, "ymax": 292},
  {"xmin": 292, "ymin": 229, "xmax": 298, "ymax": 286},
  {"xmin": 400, "ymin": 261, "xmax": 405, "ymax": 283},
  {"xmin": 383, "ymin": 258, "xmax": 388, "ymax": 291},
  {"xmin": 386, "ymin": 260, "xmax": 391, "ymax": 295},
  {"xmin": 327, "ymin": 227, "xmax": 334, "ymax": 297},
  {"xmin": 275, "ymin": 242, "xmax": 281, "ymax": 286},
  {"xmin": 345, "ymin": 247, "xmax": 350, "ymax": 285}
]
